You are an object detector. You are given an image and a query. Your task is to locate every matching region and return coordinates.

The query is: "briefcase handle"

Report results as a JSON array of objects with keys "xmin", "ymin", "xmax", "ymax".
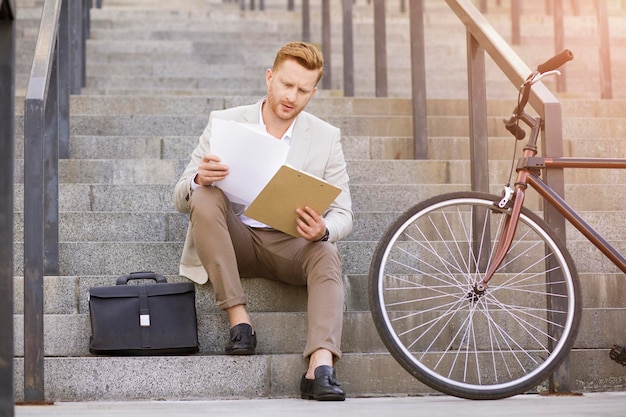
[{"xmin": 116, "ymin": 271, "xmax": 168, "ymax": 285}]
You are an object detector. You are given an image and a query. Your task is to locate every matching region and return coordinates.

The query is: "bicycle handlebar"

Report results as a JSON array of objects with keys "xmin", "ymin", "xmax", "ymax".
[
  {"xmin": 504, "ymin": 119, "xmax": 527, "ymax": 140},
  {"xmin": 504, "ymin": 50, "xmax": 574, "ymax": 140},
  {"xmin": 536, "ymin": 49, "xmax": 574, "ymax": 74}
]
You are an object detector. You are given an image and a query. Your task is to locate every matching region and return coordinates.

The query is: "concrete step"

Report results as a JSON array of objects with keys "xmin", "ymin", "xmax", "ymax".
[
  {"xmin": 11, "ymin": 274, "xmax": 364, "ymax": 316},
  {"xmin": 11, "ymin": 168, "xmax": 626, "ymax": 212},
  {"xmin": 10, "ymin": 300, "xmax": 626, "ymax": 357},
  {"xmin": 14, "ymin": 131, "xmax": 626, "ymax": 161},
  {"xmin": 14, "ymin": 204, "xmax": 626, "ymax": 260},
  {"xmin": 11, "ymin": 233, "xmax": 626, "ymax": 278},
  {"xmin": 11, "ymin": 180, "xmax": 466, "ymax": 214},
  {"xmin": 11, "ymin": 352, "xmax": 434, "ymax": 401},
  {"xmin": 13, "ymin": 268, "xmax": 625, "ymax": 314},
  {"xmin": 13, "ymin": 155, "xmax": 626, "ymax": 190},
  {"xmin": 15, "ymin": 112, "xmax": 626, "ymax": 141},
  {"xmin": 15, "ymin": 114, "xmax": 415, "ymax": 137},
  {"xmin": 15, "ymin": 95, "xmax": 626, "ymax": 119},
  {"xmin": 11, "ymin": 346, "xmax": 626, "ymax": 401},
  {"xmin": 12, "ymin": 310, "xmax": 383, "ymax": 357}
]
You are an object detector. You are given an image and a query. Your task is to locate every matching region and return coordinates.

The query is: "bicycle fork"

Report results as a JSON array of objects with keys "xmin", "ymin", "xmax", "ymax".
[
  {"xmin": 475, "ymin": 101, "xmax": 542, "ymax": 293},
  {"xmin": 474, "ymin": 172, "xmax": 530, "ymax": 293}
]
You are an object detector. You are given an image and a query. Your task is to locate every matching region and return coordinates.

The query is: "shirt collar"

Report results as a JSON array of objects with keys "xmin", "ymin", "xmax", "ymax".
[{"xmin": 260, "ymin": 98, "xmax": 295, "ymax": 143}]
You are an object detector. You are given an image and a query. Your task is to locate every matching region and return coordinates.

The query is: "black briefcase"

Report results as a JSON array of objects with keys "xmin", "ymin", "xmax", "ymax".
[{"xmin": 88, "ymin": 271, "xmax": 199, "ymax": 355}]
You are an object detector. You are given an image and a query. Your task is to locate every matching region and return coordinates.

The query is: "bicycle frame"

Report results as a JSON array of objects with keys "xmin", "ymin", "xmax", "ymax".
[
  {"xmin": 479, "ymin": 128, "xmax": 626, "ymax": 289},
  {"xmin": 530, "ymin": 157, "xmax": 626, "ymax": 274}
]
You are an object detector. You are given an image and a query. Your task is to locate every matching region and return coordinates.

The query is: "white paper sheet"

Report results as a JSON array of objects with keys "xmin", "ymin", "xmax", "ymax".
[{"xmin": 209, "ymin": 118, "xmax": 289, "ymax": 205}]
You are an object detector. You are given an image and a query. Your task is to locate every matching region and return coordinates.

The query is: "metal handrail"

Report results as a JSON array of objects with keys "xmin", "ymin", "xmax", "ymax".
[
  {"xmin": 0, "ymin": 1, "xmax": 16, "ymax": 414},
  {"xmin": 23, "ymin": 0, "xmax": 90, "ymax": 404}
]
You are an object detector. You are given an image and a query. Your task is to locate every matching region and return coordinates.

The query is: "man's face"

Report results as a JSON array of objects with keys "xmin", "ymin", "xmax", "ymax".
[{"xmin": 265, "ymin": 58, "xmax": 319, "ymax": 122}]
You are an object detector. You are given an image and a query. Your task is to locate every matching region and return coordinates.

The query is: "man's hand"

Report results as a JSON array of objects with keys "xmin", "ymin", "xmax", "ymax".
[
  {"xmin": 195, "ymin": 154, "xmax": 229, "ymax": 186},
  {"xmin": 295, "ymin": 206, "xmax": 327, "ymax": 242}
]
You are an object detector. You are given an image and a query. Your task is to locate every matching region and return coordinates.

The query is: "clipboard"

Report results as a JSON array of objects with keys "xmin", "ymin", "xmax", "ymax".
[{"xmin": 243, "ymin": 165, "xmax": 341, "ymax": 237}]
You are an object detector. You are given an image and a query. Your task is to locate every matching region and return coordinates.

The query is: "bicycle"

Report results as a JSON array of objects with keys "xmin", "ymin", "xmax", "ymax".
[{"xmin": 367, "ymin": 49, "xmax": 625, "ymax": 400}]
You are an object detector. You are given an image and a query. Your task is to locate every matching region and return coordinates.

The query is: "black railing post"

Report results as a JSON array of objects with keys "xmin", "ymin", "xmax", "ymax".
[
  {"xmin": 59, "ymin": 0, "xmax": 70, "ymax": 158},
  {"xmin": 373, "ymin": 0, "xmax": 388, "ymax": 96},
  {"xmin": 321, "ymin": 0, "xmax": 331, "ymax": 90},
  {"xmin": 552, "ymin": 0, "xmax": 567, "ymax": 92},
  {"xmin": 342, "ymin": 0, "xmax": 354, "ymax": 96},
  {"xmin": 543, "ymin": 100, "xmax": 570, "ymax": 395},
  {"xmin": 511, "ymin": 0, "xmax": 521, "ymax": 45},
  {"xmin": 24, "ymin": 0, "xmax": 65, "ymax": 404},
  {"xmin": 0, "ymin": 0, "xmax": 15, "ymax": 416},
  {"xmin": 82, "ymin": 0, "xmax": 90, "ymax": 86},
  {"xmin": 466, "ymin": 33, "xmax": 489, "ymax": 193},
  {"xmin": 69, "ymin": 0, "xmax": 83, "ymax": 93},
  {"xmin": 302, "ymin": 0, "xmax": 310, "ymax": 42},
  {"xmin": 596, "ymin": 0, "xmax": 612, "ymax": 99},
  {"xmin": 43, "ymin": 37, "xmax": 60, "ymax": 277},
  {"xmin": 24, "ymin": 74, "xmax": 48, "ymax": 404},
  {"xmin": 409, "ymin": 0, "xmax": 428, "ymax": 158}
]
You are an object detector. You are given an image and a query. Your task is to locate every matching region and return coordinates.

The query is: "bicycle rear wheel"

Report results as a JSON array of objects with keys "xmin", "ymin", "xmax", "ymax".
[{"xmin": 369, "ymin": 191, "xmax": 581, "ymax": 400}]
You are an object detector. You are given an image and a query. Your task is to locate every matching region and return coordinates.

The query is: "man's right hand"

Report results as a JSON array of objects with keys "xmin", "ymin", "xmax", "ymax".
[{"xmin": 195, "ymin": 154, "xmax": 229, "ymax": 186}]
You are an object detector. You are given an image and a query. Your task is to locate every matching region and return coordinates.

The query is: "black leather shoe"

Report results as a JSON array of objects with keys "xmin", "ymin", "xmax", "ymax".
[
  {"xmin": 224, "ymin": 323, "xmax": 256, "ymax": 355},
  {"xmin": 300, "ymin": 365, "xmax": 345, "ymax": 401}
]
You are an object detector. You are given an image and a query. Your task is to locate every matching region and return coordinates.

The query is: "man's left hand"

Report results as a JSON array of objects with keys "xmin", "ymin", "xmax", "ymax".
[{"xmin": 295, "ymin": 206, "xmax": 327, "ymax": 241}]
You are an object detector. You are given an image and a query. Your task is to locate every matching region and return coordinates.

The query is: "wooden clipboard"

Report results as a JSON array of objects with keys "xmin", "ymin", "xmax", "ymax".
[{"xmin": 243, "ymin": 165, "xmax": 341, "ymax": 237}]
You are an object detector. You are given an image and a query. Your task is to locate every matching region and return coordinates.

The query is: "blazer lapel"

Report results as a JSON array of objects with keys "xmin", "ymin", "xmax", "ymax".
[
  {"xmin": 241, "ymin": 100, "xmax": 262, "ymax": 124},
  {"xmin": 286, "ymin": 114, "xmax": 311, "ymax": 170}
]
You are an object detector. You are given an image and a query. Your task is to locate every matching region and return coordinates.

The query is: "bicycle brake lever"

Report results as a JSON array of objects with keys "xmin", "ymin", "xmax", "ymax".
[
  {"xmin": 529, "ymin": 70, "xmax": 562, "ymax": 86},
  {"xmin": 497, "ymin": 186, "xmax": 515, "ymax": 209}
]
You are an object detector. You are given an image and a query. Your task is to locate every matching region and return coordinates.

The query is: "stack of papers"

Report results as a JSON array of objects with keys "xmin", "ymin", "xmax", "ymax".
[
  {"xmin": 210, "ymin": 119, "xmax": 341, "ymax": 237},
  {"xmin": 210, "ymin": 118, "xmax": 289, "ymax": 206}
]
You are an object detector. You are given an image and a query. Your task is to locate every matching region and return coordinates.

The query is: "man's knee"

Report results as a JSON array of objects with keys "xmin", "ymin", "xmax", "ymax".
[
  {"xmin": 318, "ymin": 242, "xmax": 342, "ymax": 266},
  {"xmin": 305, "ymin": 242, "xmax": 343, "ymax": 282},
  {"xmin": 189, "ymin": 186, "xmax": 230, "ymax": 220}
]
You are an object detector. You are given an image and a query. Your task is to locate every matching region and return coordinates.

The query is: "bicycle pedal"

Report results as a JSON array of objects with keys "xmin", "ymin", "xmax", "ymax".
[{"xmin": 609, "ymin": 344, "xmax": 626, "ymax": 366}]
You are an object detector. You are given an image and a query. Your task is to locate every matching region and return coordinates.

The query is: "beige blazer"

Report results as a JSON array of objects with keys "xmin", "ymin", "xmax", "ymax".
[{"xmin": 173, "ymin": 99, "xmax": 353, "ymax": 284}]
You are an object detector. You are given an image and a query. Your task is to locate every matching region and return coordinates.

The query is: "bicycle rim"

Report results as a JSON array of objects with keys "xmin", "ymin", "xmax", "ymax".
[{"xmin": 369, "ymin": 192, "xmax": 581, "ymax": 400}]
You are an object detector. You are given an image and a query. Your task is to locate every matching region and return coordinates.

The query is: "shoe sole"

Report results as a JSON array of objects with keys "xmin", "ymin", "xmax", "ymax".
[
  {"xmin": 301, "ymin": 393, "xmax": 345, "ymax": 401},
  {"xmin": 225, "ymin": 349, "xmax": 255, "ymax": 355}
]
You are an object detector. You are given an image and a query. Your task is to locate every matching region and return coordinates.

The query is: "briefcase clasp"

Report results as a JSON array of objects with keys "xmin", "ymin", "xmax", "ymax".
[{"xmin": 140, "ymin": 314, "xmax": 151, "ymax": 327}]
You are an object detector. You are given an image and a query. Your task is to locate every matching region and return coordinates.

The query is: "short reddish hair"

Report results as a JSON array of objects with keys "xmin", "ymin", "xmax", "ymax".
[{"xmin": 272, "ymin": 42, "xmax": 324, "ymax": 84}]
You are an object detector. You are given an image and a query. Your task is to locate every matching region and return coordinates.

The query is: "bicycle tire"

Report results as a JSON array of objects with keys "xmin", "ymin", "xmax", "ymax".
[{"xmin": 369, "ymin": 191, "xmax": 581, "ymax": 400}]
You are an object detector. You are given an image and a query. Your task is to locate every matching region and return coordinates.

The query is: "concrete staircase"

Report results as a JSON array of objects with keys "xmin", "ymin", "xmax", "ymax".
[{"xmin": 12, "ymin": 0, "xmax": 626, "ymax": 401}]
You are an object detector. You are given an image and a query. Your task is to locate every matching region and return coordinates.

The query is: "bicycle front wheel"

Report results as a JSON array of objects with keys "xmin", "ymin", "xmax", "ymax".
[{"xmin": 369, "ymin": 191, "xmax": 581, "ymax": 400}]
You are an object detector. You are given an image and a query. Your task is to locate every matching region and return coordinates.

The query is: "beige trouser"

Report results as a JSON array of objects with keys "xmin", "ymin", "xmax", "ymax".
[{"xmin": 189, "ymin": 186, "xmax": 344, "ymax": 359}]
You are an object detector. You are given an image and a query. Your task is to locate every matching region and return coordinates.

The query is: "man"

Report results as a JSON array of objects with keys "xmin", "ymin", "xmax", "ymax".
[{"xmin": 173, "ymin": 42, "xmax": 353, "ymax": 401}]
